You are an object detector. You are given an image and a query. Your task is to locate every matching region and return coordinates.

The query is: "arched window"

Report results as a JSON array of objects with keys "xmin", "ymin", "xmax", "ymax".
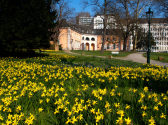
[
  {"xmin": 82, "ymin": 37, "xmax": 84, "ymax": 40},
  {"xmin": 86, "ymin": 37, "xmax": 90, "ymax": 41},
  {"xmin": 91, "ymin": 38, "xmax": 95, "ymax": 41}
]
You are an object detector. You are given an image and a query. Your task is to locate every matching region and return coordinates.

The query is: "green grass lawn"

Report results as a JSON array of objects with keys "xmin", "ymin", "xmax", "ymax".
[
  {"xmin": 143, "ymin": 52, "xmax": 168, "ymax": 63},
  {"xmin": 71, "ymin": 55, "xmax": 143, "ymax": 68},
  {"xmin": 71, "ymin": 50, "xmax": 135, "ymax": 57},
  {"xmin": 35, "ymin": 51, "xmax": 143, "ymax": 68}
]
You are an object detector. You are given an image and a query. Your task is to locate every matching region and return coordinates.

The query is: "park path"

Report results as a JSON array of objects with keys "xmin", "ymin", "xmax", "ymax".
[
  {"xmin": 114, "ymin": 52, "xmax": 168, "ymax": 67},
  {"xmin": 64, "ymin": 50, "xmax": 168, "ymax": 67}
]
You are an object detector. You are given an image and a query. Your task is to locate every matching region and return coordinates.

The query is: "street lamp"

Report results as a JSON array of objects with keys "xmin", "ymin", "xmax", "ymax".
[{"xmin": 146, "ymin": 8, "xmax": 153, "ymax": 64}]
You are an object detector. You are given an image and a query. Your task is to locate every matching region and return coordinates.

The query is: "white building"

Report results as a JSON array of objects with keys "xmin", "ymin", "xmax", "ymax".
[
  {"xmin": 78, "ymin": 17, "xmax": 93, "ymax": 27},
  {"xmin": 141, "ymin": 20, "xmax": 168, "ymax": 52},
  {"xmin": 93, "ymin": 15, "xmax": 116, "ymax": 29},
  {"xmin": 130, "ymin": 18, "xmax": 168, "ymax": 52}
]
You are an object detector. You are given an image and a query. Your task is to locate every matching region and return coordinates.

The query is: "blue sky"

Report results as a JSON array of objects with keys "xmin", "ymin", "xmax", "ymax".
[
  {"xmin": 68, "ymin": 0, "xmax": 164, "ymax": 18},
  {"xmin": 69, "ymin": 0, "xmax": 95, "ymax": 16}
]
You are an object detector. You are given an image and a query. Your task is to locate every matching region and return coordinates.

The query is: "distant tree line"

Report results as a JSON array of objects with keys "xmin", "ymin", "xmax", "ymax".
[{"xmin": 0, "ymin": 0, "xmax": 59, "ymax": 56}]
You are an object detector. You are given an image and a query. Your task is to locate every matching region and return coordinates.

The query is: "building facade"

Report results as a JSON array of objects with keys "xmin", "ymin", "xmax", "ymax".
[
  {"xmin": 129, "ymin": 18, "xmax": 168, "ymax": 52},
  {"xmin": 55, "ymin": 24, "xmax": 128, "ymax": 51},
  {"xmin": 78, "ymin": 17, "xmax": 93, "ymax": 27},
  {"xmin": 93, "ymin": 15, "xmax": 116, "ymax": 29},
  {"xmin": 140, "ymin": 19, "xmax": 168, "ymax": 52}
]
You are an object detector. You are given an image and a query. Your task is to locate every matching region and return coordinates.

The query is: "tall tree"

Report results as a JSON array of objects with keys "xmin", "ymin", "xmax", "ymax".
[
  {"xmin": 83, "ymin": 0, "xmax": 113, "ymax": 53},
  {"xmin": 111, "ymin": 0, "xmax": 135, "ymax": 51},
  {"xmin": 131, "ymin": 0, "xmax": 153, "ymax": 51},
  {"xmin": 110, "ymin": 0, "xmax": 152, "ymax": 51},
  {"xmin": 51, "ymin": 0, "xmax": 75, "ymax": 51},
  {"xmin": 0, "ymin": 0, "xmax": 59, "ymax": 55}
]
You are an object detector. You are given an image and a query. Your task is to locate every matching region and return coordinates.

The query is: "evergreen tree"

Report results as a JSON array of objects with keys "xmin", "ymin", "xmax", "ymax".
[{"xmin": 0, "ymin": 0, "xmax": 59, "ymax": 55}]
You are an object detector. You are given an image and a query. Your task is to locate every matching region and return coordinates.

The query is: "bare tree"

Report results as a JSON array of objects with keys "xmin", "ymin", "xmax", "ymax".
[
  {"xmin": 51, "ymin": 0, "xmax": 75, "ymax": 50},
  {"xmin": 131, "ymin": 0, "xmax": 153, "ymax": 51},
  {"xmin": 110, "ymin": 0, "xmax": 134, "ymax": 51},
  {"xmin": 154, "ymin": 0, "xmax": 168, "ymax": 19},
  {"xmin": 110, "ymin": 0, "xmax": 152, "ymax": 51},
  {"xmin": 83, "ymin": 0, "xmax": 114, "ymax": 53}
]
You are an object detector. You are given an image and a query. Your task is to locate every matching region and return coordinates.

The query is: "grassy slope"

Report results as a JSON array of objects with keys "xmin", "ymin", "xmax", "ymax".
[
  {"xmin": 0, "ymin": 53, "xmax": 167, "ymax": 125},
  {"xmin": 143, "ymin": 52, "xmax": 168, "ymax": 63},
  {"xmin": 39, "ymin": 50, "xmax": 143, "ymax": 68}
]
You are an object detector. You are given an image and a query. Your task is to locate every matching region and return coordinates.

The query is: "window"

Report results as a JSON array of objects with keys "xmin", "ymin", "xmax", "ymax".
[
  {"xmin": 91, "ymin": 38, "xmax": 95, "ymax": 41},
  {"xmin": 82, "ymin": 37, "xmax": 84, "ymax": 40},
  {"xmin": 86, "ymin": 37, "xmax": 90, "ymax": 41}
]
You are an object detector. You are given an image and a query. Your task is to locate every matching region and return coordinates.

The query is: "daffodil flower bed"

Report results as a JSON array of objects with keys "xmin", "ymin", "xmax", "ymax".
[{"xmin": 0, "ymin": 55, "xmax": 167, "ymax": 125}]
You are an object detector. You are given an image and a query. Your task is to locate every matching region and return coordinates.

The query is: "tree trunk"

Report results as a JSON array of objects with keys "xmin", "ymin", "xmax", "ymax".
[
  {"xmin": 123, "ymin": 37, "xmax": 128, "ymax": 51},
  {"xmin": 54, "ymin": 33, "xmax": 59, "ymax": 51},
  {"xmin": 101, "ymin": 21, "xmax": 107, "ymax": 53},
  {"xmin": 133, "ymin": 31, "xmax": 137, "ymax": 51},
  {"xmin": 101, "ymin": 0, "xmax": 107, "ymax": 54}
]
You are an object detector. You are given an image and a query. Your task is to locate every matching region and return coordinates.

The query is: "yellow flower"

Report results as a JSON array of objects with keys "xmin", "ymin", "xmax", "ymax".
[
  {"xmin": 157, "ymin": 101, "xmax": 163, "ymax": 106},
  {"xmin": 116, "ymin": 117, "xmax": 123, "ymax": 125},
  {"xmin": 154, "ymin": 97, "xmax": 158, "ymax": 102},
  {"xmin": 90, "ymin": 108, "xmax": 95, "ymax": 114},
  {"xmin": 115, "ymin": 85, "xmax": 118, "ymax": 88},
  {"xmin": 117, "ymin": 93, "xmax": 121, "ymax": 96},
  {"xmin": 0, "ymin": 114, "xmax": 3, "ymax": 120},
  {"xmin": 106, "ymin": 108, "xmax": 112, "ymax": 113},
  {"xmin": 66, "ymin": 117, "xmax": 71, "ymax": 124},
  {"xmin": 114, "ymin": 103, "xmax": 120, "ymax": 108},
  {"xmin": 125, "ymin": 104, "xmax": 130, "ymax": 110},
  {"xmin": 160, "ymin": 113, "xmax": 166, "ymax": 119},
  {"xmin": 39, "ymin": 99, "xmax": 43, "ymax": 104},
  {"xmin": 140, "ymin": 93, "xmax": 145, "ymax": 98},
  {"xmin": 142, "ymin": 111, "xmax": 146, "ymax": 117},
  {"xmin": 71, "ymin": 116, "xmax": 77, "ymax": 124},
  {"xmin": 105, "ymin": 101, "xmax": 110, "ymax": 109},
  {"xmin": 68, "ymin": 111, "xmax": 72, "ymax": 116},
  {"xmin": 92, "ymin": 100, "xmax": 97, "ymax": 105},
  {"xmin": 141, "ymin": 105, "xmax": 147, "ymax": 110},
  {"xmin": 77, "ymin": 114, "xmax": 83, "ymax": 121},
  {"xmin": 117, "ymin": 110, "xmax": 124, "ymax": 117},
  {"xmin": 133, "ymin": 89, "xmax": 137, "ymax": 93},
  {"xmin": 125, "ymin": 117, "xmax": 131, "ymax": 125},
  {"xmin": 38, "ymin": 108, "xmax": 43, "ymax": 113},
  {"xmin": 16, "ymin": 105, "xmax": 21, "ymax": 112},
  {"xmin": 148, "ymin": 116, "xmax": 155, "ymax": 125},
  {"xmin": 54, "ymin": 109, "xmax": 59, "ymax": 114},
  {"xmin": 25, "ymin": 113, "xmax": 35, "ymax": 125},
  {"xmin": 46, "ymin": 98, "xmax": 50, "ymax": 103},
  {"xmin": 143, "ymin": 87, "xmax": 148, "ymax": 92},
  {"xmin": 153, "ymin": 106, "xmax": 159, "ymax": 111}
]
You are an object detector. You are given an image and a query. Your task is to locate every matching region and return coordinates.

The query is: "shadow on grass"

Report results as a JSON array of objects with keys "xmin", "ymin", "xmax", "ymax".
[{"xmin": 0, "ymin": 50, "xmax": 48, "ymax": 58}]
